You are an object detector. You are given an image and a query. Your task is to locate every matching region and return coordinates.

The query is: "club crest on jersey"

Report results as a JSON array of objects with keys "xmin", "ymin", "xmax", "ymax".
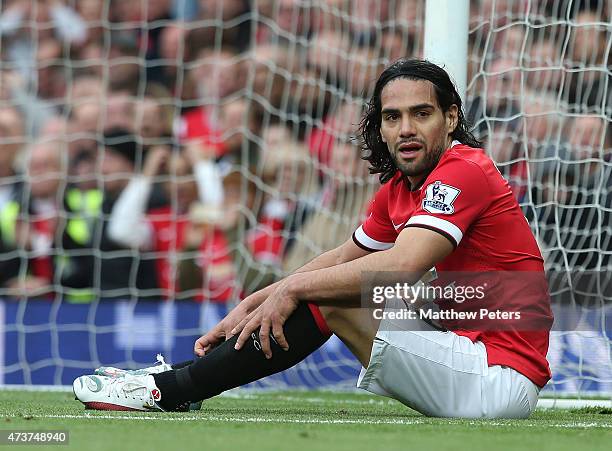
[{"xmin": 422, "ymin": 181, "xmax": 461, "ymax": 214}]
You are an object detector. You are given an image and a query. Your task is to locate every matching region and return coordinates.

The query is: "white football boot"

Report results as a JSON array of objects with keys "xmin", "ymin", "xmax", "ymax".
[
  {"xmin": 94, "ymin": 354, "xmax": 172, "ymax": 378},
  {"xmin": 73, "ymin": 374, "xmax": 164, "ymax": 411}
]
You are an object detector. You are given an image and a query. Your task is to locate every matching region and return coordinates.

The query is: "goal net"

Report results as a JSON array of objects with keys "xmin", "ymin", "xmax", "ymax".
[{"xmin": 0, "ymin": 0, "xmax": 609, "ymax": 398}]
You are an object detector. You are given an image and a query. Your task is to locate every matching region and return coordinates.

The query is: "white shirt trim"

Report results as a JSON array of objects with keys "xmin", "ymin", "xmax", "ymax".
[
  {"xmin": 353, "ymin": 225, "xmax": 394, "ymax": 251},
  {"xmin": 406, "ymin": 215, "xmax": 463, "ymax": 246}
]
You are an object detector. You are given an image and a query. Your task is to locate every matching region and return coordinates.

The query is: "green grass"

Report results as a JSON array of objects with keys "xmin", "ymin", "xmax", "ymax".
[{"xmin": 0, "ymin": 390, "xmax": 610, "ymax": 451}]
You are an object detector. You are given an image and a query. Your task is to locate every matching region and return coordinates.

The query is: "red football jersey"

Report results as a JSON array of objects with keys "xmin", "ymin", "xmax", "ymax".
[{"xmin": 353, "ymin": 142, "xmax": 553, "ymax": 387}]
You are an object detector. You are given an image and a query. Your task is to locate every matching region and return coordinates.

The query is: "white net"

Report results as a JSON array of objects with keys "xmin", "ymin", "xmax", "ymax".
[
  {"xmin": 0, "ymin": 0, "xmax": 610, "ymax": 396},
  {"xmin": 468, "ymin": 0, "xmax": 611, "ymax": 395}
]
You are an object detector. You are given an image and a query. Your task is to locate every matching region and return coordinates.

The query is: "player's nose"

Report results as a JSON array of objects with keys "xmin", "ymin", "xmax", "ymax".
[{"xmin": 399, "ymin": 117, "xmax": 416, "ymax": 138}]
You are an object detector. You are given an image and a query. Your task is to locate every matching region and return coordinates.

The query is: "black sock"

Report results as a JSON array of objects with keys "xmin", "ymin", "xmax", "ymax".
[
  {"xmin": 153, "ymin": 302, "xmax": 331, "ymax": 410},
  {"xmin": 170, "ymin": 360, "xmax": 194, "ymax": 370}
]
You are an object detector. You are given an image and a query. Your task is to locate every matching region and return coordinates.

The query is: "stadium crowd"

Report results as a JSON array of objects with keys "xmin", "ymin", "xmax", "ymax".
[{"xmin": 0, "ymin": 0, "xmax": 609, "ymax": 302}]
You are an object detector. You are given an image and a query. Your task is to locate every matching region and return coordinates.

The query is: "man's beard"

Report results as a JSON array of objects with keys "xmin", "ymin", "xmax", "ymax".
[{"xmin": 392, "ymin": 142, "xmax": 446, "ymax": 178}]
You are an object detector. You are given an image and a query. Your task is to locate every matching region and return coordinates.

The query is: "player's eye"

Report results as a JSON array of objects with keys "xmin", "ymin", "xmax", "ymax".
[
  {"xmin": 384, "ymin": 113, "xmax": 399, "ymax": 121},
  {"xmin": 415, "ymin": 110, "xmax": 431, "ymax": 118}
]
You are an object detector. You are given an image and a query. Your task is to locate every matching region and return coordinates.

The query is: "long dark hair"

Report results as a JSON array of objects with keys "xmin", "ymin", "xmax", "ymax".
[{"xmin": 359, "ymin": 59, "xmax": 482, "ymax": 184}]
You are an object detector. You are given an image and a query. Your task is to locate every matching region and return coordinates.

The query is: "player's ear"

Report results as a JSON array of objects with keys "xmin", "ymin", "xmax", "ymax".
[{"xmin": 446, "ymin": 104, "xmax": 458, "ymax": 134}]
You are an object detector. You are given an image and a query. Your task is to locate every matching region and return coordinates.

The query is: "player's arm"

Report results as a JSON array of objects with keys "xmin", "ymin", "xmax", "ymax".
[
  {"xmin": 232, "ymin": 227, "xmax": 453, "ymax": 354},
  {"xmin": 290, "ymin": 226, "xmax": 453, "ymax": 303},
  {"xmin": 234, "ymin": 239, "xmax": 367, "ymax": 314},
  {"xmin": 194, "ymin": 238, "xmax": 370, "ymax": 355},
  {"xmin": 244, "ymin": 238, "xmax": 369, "ymax": 310}
]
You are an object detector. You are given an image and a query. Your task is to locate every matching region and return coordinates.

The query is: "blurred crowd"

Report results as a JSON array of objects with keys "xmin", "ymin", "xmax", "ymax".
[{"xmin": 0, "ymin": 0, "xmax": 609, "ymax": 302}]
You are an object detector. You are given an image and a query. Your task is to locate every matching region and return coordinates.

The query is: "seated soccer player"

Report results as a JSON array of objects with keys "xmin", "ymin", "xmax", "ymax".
[{"xmin": 73, "ymin": 59, "xmax": 552, "ymax": 418}]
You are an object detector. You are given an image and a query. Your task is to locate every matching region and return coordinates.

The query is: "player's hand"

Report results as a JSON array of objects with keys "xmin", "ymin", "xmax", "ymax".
[
  {"xmin": 233, "ymin": 280, "xmax": 299, "ymax": 359},
  {"xmin": 194, "ymin": 302, "xmax": 249, "ymax": 356},
  {"xmin": 193, "ymin": 287, "xmax": 274, "ymax": 356}
]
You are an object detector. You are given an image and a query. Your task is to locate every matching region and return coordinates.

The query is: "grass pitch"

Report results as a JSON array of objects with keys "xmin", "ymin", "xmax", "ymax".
[{"xmin": 0, "ymin": 390, "xmax": 610, "ymax": 451}]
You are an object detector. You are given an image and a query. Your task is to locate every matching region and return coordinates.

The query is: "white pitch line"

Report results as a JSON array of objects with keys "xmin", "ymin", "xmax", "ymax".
[
  {"xmin": 34, "ymin": 414, "xmax": 428, "ymax": 425},
  {"xmin": 24, "ymin": 414, "xmax": 612, "ymax": 428},
  {"xmin": 537, "ymin": 398, "xmax": 612, "ymax": 409}
]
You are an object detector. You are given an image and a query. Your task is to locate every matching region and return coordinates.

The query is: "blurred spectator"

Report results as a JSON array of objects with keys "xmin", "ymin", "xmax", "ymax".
[
  {"xmin": 40, "ymin": 114, "xmax": 70, "ymax": 141},
  {"xmin": 561, "ymin": 3, "xmax": 610, "ymax": 111},
  {"xmin": 0, "ymin": 119, "xmax": 103, "ymax": 299},
  {"xmin": 567, "ymin": 5, "xmax": 609, "ymax": 68},
  {"xmin": 0, "ymin": 68, "xmax": 54, "ymax": 138},
  {"xmin": 175, "ymin": 166, "xmax": 279, "ymax": 298},
  {"xmin": 283, "ymin": 99, "xmax": 370, "ymax": 271},
  {"xmin": 72, "ymin": 36, "xmax": 142, "ymax": 94},
  {"xmin": 256, "ymin": 0, "xmax": 312, "ymax": 45},
  {"xmin": 484, "ymin": 91, "xmax": 565, "ymax": 203},
  {"xmin": 0, "ymin": 1, "xmax": 87, "ymax": 71},
  {"xmin": 70, "ymin": 149, "xmax": 98, "ymax": 192},
  {"xmin": 284, "ymin": 133, "xmax": 372, "ymax": 273},
  {"xmin": 535, "ymin": 115, "xmax": 611, "ymax": 271},
  {"xmin": 308, "ymin": 31, "xmax": 384, "ymax": 98},
  {"xmin": 248, "ymin": 119, "xmax": 320, "ymax": 271},
  {"xmin": 523, "ymin": 91, "xmax": 565, "ymax": 153},
  {"xmin": 196, "ymin": 0, "xmax": 251, "ymax": 51},
  {"xmin": 74, "ymin": 39, "xmax": 105, "ymax": 77},
  {"xmin": 179, "ymin": 45, "xmax": 247, "ymax": 156},
  {"xmin": 213, "ymin": 169, "xmax": 277, "ymax": 295},
  {"xmin": 135, "ymin": 83, "xmax": 175, "ymax": 142},
  {"xmin": 308, "ymin": 29, "xmax": 350, "ymax": 86},
  {"xmin": 349, "ymin": 0, "xmax": 392, "ymax": 41},
  {"xmin": 380, "ymin": 25, "xmax": 418, "ymax": 64},
  {"xmin": 485, "ymin": 57, "xmax": 523, "ymax": 118},
  {"xmin": 34, "ymin": 38, "xmax": 66, "ymax": 102},
  {"xmin": 98, "ymin": 128, "xmax": 160, "ymax": 298},
  {"xmin": 393, "ymin": 0, "xmax": 424, "ymax": 36},
  {"xmin": 472, "ymin": 0, "xmax": 524, "ymax": 35},
  {"xmin": 157, "ymin": 22, "xmax": 189, "ymax": 91},
  {"xmin": 189, "ymin": 45, "xmax": 247, "ymax": 102},
  {"xmin": 107, "ymin": 38, "xmax": 142, "ymax": 93},
  {"xmin": 249, "ymin": 43, "xmax": 292, "ymax": 107},
  {"xmin": 485, "ymin": 118, "xmax": 524, "ymax": 199},
  {"xmin": 106, "ymin": 139, "xmax": 225, "ymax": 300},
  {"xmin": 0, "ymin": 106, "xmax": 26, "ymax": 210},
  {"xmin": 467, "ymin": 56, "xmax": 523, "ymax": 141},
  {"xmin": 307, "ymin": 100, "xmax": 363, "ymax": 169},
  {"xmin": 109, "ymin": 0, "xmax": 174, "ymax": 84},
  {"xmin": 75, "ymin": 0, "xmax": 106, "ymax": 46},
  {"xmin": 69, "ymin": 74, "xmax": 107, "ymax": 111},
  {"xmin": 491, "ymin": 23, "xmax": 526, "ymax": 63},
  {"xmin": 216, "ymin": 97, "xmax": 264, "ymax": 165},
  {"xmin": 525, "ymin": 27, "xmax": 564, "ymax": 93},
  {"xmin": 345, "ymin": 44, "xmax": 384, "ymax": 97},
  {"xmin": 0, "ymin": 138, "xmax": 79, "ymax": 297}
]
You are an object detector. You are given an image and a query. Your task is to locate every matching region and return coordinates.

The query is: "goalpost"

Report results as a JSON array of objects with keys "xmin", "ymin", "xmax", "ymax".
[
  {"xmin": 424, "ymin": 0, "xmax": 470, "ymax": 100},
  {"xmin": 0, "ymin": 0, "xmax": 610, "ymax": 403}
]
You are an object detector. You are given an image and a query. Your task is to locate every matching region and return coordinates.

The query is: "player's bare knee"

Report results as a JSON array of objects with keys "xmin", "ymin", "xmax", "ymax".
[{"xmin": 318, "ymin": 305, "xmax": 342, "ymax": 331}]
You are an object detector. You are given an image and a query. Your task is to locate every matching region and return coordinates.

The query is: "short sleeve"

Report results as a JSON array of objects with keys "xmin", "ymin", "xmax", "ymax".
[
  {"xmin": 405, "ymin": 159, "xmax": 491, "ymax": 247},
  {"xmin": 352, "ymin": 183, "xmax": 396, "ymax": 252}
]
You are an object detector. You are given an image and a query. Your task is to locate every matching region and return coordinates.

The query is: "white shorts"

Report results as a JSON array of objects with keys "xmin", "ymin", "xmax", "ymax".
[{"xmin": 356, "ymin": 300, "xmax": 540, "ymax": 418}]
